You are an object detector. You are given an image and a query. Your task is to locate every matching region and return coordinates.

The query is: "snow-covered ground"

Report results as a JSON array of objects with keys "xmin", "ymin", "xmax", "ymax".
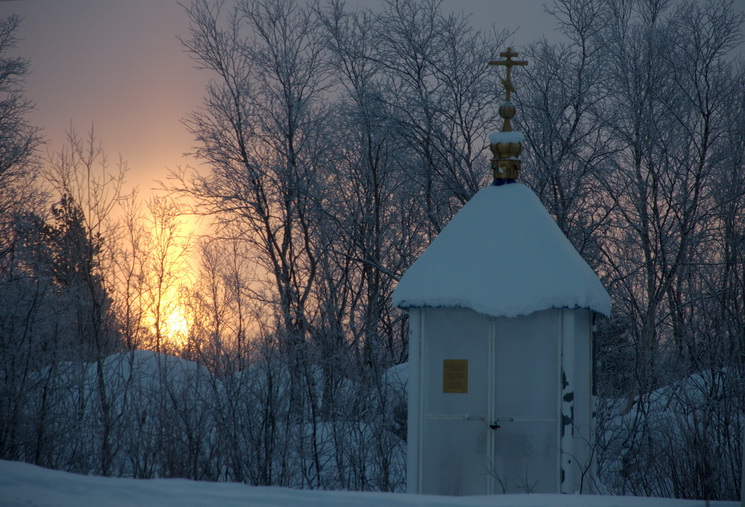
[{"xmin": 0, "ymin": 459, "xmax": 738, "ymax": 507}]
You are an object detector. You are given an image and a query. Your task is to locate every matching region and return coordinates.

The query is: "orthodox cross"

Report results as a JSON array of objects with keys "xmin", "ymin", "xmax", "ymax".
[{"xmin": 489, "ymin": 47, "xmax": 527, "ymax": 102}]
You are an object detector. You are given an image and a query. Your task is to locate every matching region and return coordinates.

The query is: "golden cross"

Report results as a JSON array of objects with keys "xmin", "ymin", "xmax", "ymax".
[{"xmin": 489, "ymin": 47, "xmax": 528, "ymax": 102}]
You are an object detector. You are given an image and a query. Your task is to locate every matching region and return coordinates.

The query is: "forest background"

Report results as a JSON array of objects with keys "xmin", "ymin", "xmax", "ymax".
[{"xmin": 0, "ymin": 0, "xmax": 743, "ymax": 500}]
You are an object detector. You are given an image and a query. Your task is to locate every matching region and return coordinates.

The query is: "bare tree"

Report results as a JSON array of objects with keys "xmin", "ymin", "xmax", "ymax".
[
  {"xmin": 0, "ymin": 15, "xmax": 43, "ymax": 258},
  {"xmin": 517, "ymin": 0, "xmax": 614, "ymax": 265},
  {"xmin": 143, "ymin": 195, "xmax": 192, "ymax": 354},
  {"xmin": 370, "ymin": 0, "xmax": 510, "ymax": 233},
  {"xmin": 563, "ymin": 0, "xmax": 745, "ymax": 498},
  {"xmin": 113, "ymin": 193, "xmax": 150, "ymax": 351},
  {"xmin": 0, "ymin": 16, "xmax": 45, "ymax": 455},
  {"xmin": 42, "ymin": 126, "xmax": 132, "ymax": 475}
]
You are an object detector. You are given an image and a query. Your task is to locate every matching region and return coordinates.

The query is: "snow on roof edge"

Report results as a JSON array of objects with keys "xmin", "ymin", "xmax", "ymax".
[
  {"xmin": 392, "ymin": 184, "xmax": 612, "ymax": 318},
  {"xmin": 395, "ymin": 298, "xmax": 611, "ymax": 319}
]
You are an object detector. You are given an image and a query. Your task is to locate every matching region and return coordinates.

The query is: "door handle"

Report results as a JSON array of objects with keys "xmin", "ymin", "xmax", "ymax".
[{"xmin": 490, "ymin": 417, "xmax": 517, "ymax": 429}]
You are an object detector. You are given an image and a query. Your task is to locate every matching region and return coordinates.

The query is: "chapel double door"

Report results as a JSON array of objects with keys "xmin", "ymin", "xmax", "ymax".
[{"xmin": 419, "ymin": 308, "xmax": 559, "ymax": 495}]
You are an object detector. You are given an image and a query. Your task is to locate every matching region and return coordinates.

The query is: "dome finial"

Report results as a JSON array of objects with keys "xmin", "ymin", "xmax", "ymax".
[{"xmin": 488, "ymin": 48, "xmax": 528, "ymax": 183}]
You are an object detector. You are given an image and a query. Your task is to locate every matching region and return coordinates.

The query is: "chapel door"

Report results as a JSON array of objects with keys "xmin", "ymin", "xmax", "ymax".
[
  {"xmin": 488, "ymin": 309, "xmax": 559, "ymax": 493},
  {"xmin": 419, "ymin": 307, "xmax": 490, "ymax": 495}
]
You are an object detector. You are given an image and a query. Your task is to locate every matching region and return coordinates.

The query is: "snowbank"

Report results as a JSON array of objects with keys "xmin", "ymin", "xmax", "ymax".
[{"xmin": 0, "ymin": 459, "xmax": 737, "ymax": 507}]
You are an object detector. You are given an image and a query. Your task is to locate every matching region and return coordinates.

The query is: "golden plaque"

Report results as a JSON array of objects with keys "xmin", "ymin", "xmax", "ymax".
[{"xmin": 443, "ymin": 359, "xmax": 468, "ymax": 393}]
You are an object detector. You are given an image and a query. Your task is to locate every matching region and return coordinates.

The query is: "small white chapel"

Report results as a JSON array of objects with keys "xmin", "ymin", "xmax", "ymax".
[{"xmin": 392, "ymin": 48, "xmax": 612, "ymax": 496}]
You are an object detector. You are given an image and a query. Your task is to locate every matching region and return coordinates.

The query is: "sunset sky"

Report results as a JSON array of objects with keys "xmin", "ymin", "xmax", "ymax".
[
  {"xmin": 4, "ymin": 0, "xmax": 569, "ymax": 348},
  {"xmin": 8, "ymin": 0, "xmax": 560, "ymax": 196},
  {"xmin": 9, "ymin": 0, "xmax": 204, "ymax": 194},
  {"xmin": 8, "ymin": 0, "xmax": 745, "ymax": 197}
]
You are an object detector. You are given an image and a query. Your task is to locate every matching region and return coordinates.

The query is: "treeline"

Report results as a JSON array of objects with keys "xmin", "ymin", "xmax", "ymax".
[
  {"xmin": 514, "ymin": 0, "xmax": 745, "ymax": 497},
  {"xmin": 0, "ymin": 0, "xmax": 743, "ymax": 499}
]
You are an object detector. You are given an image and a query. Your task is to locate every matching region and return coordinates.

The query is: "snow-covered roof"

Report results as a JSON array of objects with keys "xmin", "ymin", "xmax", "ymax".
[{"xmin": 392, "ymin": 183, "xmax": 611, "ymax": 318}]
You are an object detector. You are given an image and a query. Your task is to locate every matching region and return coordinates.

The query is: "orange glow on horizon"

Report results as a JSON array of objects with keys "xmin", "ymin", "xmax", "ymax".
[
  {"xmin": 159, "ymin": 303, "xmax": 191, "ymax": 349},
  {"xmin": 143, "ymin": 203, "xmax": 199, "ymax": 353}
]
